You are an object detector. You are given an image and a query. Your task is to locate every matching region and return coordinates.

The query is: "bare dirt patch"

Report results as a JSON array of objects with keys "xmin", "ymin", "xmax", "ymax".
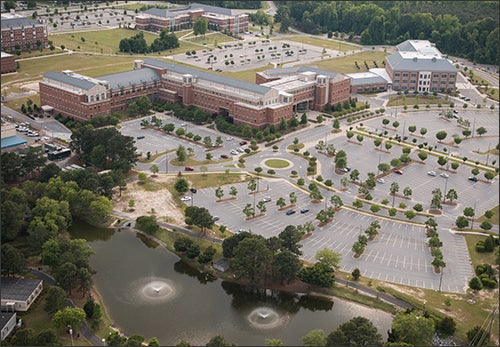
[{"xmin": 113, "ymin": 176, "xmax": 184, "ymax": 224}]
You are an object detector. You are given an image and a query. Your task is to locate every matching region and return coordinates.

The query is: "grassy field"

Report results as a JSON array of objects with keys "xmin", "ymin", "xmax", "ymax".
[
  {"xmin": 478, "ymin": 205, "xmax": 499, "ymax": 224},
  {"xmin": 386, "ymin": 95, "xmax": 452, "ymax": 107},
  {"xmin": 264, "ymin": 159, "xmax": 291, "ymax": 168},
  {"xmin": 181, "ymin": 32, "xmax": 237, "ymax": 47},
  {"xmin": 462, "ymin": 233, "xmax": 498, "ymax": 267},
  {"xmin": 50, "ymin": 28, "xmax": 160, "ymax": 54},
  {"xmin": 280, "ymin": 35, "xmax": 362, "ymax": 53},
  {"xmin": 296, "ymin": 50, "xmax": 389, "ymax": 74}
]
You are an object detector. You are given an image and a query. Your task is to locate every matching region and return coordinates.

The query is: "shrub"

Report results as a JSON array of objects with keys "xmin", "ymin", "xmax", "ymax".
[
  {"xmin": 475, "ymin": 241, "xmax": 486, "ymax": 253},
  {"xmin": 469, "ymin": 276, "xmax": 483, "ymax": 290},
  {"xmin": 437, "ymin": 317, "xmax": 456, "ymax": 336}
]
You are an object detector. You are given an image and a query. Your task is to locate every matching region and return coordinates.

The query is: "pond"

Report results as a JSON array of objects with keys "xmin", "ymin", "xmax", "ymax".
[{"xmin": 78, "ymin": 225, "xmax": 393, "ymax": 346}]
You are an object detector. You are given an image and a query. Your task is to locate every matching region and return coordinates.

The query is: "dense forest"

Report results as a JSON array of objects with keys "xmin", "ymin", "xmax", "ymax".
[{"xmin": 274, "ymin": 1, "xmax": 499, "ymax": 65}]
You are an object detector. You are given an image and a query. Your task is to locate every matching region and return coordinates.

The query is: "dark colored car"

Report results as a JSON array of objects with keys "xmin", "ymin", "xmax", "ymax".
[
  {"xmin": 286, "ymin": 209, "xmax": 296, "ymax": 215},
  {"xmin": 239, "ymin": 141, "xmax": 248, "ymax": 145},
  {"xmin": 220, "ymin": 154, "xmax": 229, "ymax": 159},
  {"xmin": 468, "ymin": 176, "xmax": 478, "ymax": 182},
  {"xmin": 300, "ymin": 208, "xmax": 310, "ymax": 214},
  {"xmin": 136, "ymin": 135, "xmax": 145, "ymax": 139},
  {"xmin": 184, "ymin": 166, "xmax": 194, "ymax": 171},
  {"xmin": 394, "ymin": 169, "xmax": 403, "ymax": 175}
]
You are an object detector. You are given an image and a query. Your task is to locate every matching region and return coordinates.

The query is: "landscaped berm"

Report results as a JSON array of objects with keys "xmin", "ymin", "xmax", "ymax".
[{"xmin": 264, "ymin": 159, "xmax": 291, "ymax": 169}]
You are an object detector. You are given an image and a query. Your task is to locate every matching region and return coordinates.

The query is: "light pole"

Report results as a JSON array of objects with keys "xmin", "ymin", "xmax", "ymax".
[
  {"xmin": 443, "ymin": 176, "xmax": 448, "ymax": 202},
  {"xmin": 438, "ymin": 268, "xmax": 443, "ymax": 292},
  {"xmin": 165, "ymin": 150, "xmax": 169, "ymax": 173},
  {"xmin": 67, "ymin": 325, "xmax": 74, "ymax": 346},
  {"xmin": 486, "ymin": 143, "xmax": 491, "ymax": 165}
]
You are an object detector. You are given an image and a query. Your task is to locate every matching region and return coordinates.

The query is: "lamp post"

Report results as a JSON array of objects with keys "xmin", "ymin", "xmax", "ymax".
[
  {"xmin": 443, "ymin": 176, "xmax": 448, "ymax": 203},
  {"xmin": 165, "ymin": 150, "xmax": 169, "ymax": 173},
  {"xmin": 67, "ymin": 325, "xmax": 74, "ymax": 346},
  {"xmin": 438, "ymin": 268, "xmax": 443, "ymax": 292}
]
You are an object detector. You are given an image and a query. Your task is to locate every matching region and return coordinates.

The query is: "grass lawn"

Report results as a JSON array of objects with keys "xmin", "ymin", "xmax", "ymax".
[
  {"xmin": 181, "ymin": 32, "xmax": 236, "ymax": 47},
  {"xmin": 296, "ymin": 50, "xmax": 389, "ymax": 74},
  {"xmin": 50, "ymin": 29, "xmax": 160, "ymax": 54},
  {"xmin": 175, "ymin": 172, "xmax": 251, "ymax": 189},
  {"xmin": 462, "ymin": 233, "xmax": 498, "ymax": 267},
  {"xmin": 4, "ymin": 94, "xmax": 40, "ymax": 112},
  {"xmin": 386, "ymin": 95, "xmax": 452, "ymax": 107},
  {"xmin": 264, "ymin": 159, "xmax": 290, "ymax": 168},
  {"xmin": 478, "ymin": 205, "xmax": 499, "ymax": 224},
  {"xmin": 280, "ymin": 35, "xmax": 361, "ymax": 53}
]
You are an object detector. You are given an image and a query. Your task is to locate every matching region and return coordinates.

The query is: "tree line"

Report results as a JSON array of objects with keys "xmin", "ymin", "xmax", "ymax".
[{"xmin": 275, "ymin": 1, "xmax": 498, "ymax": 65}]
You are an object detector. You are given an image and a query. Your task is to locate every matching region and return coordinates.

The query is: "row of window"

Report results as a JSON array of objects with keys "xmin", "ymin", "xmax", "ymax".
[
  {"xmin": 395, "ymin": 72, "xmax": 456, "ymax": 79},
  {"xmin": 394, "ymin": 80, "xmax": 454, "ymax": 85}
]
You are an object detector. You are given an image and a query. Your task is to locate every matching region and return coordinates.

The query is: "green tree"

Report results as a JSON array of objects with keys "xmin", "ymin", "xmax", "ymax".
[
  {"xmin": 467, "ymin": 326, "xmax": 490, "ymax": 345},
  {"xmin": 52, "ymin": 307, "xmax": 86, "ymax": 332},
  {"xmin": 315, "ymin": 248, "xmax": 341, "ymax": 270},
  {"xmin": 44, "ymin": 286, "xmax": 67, "ymax": 314},
  {"xmin": 272, "ymin": 250, "xmax": 302, "ymax": 284},
  {"xmin": 193, "ymin": 18, "xmax": 209, "ymax": 38},
  {"xmin": 126, "ymin": 335, "xmax": 145, "ymax": 346},
  {"xmin": 302, "ymin": 329, "xmax": 327, "ymax": 346},
  {"xmin": 148, "ymin": 337, "xmax": 161, "ymax": 346},
  {"xmin": 326, "ymin": 316, "xmax": 383, "ymax": 346},
  {"xmin": 1, "ymin": 244, "xmax": 25, "ymax": 276},
  {"xmin": 276, "ymin": 197, "xmax": 286, "ymax": 209},
  {"xmin": 174, "ymin": 178, "xmax": 189, "ymax": 195},
  {"xmin": 298, "ymin": 262, "xmax": 335, "ymax": 287},
  {"xmin": 390, "ymin": 310, "xmax": 435, "ymax": 346},
  {"xmin": 264, "ymin": 338, "xmax": 284, "ymax": 346},
  {"xmin": 206, "ymin": 335, "xmax": 237, "ymax": 346},
  {"xmin": 135, "ymin": 216, "xmax": 160, "ymax": 234},
  {"xmin": 278, "ymin": 225, "xmax": 305, "ymax": 255},
  {"xmin": 232, "ymin": 236, "xmax": 272, "ymax": 284},
  {"xmin": 469, "ymin": 276, "xmax": 483, "ymax": 291},
  {"xmin": 176, "ymin": 145, "xmax": 187, "ymax": 162},
  {"xmin": 215, "ymin": 187, "xmax": 224, "ymax": 200}
]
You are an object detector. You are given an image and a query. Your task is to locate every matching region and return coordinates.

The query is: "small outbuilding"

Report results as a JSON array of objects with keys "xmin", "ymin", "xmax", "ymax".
[
  {"xmin": 1, "ymin": 277, "xmax": 43, "ymax": 312},
  {"xmin": 0, "ymin": 312, "xmax": 16, "ymax": 341},
  {"xmin": 214, "ymin": 259, "xmax": 230, "ymax": 272}
]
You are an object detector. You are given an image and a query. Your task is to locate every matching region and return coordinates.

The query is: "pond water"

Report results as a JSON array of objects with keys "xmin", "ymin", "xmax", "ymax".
[{"xmin": 76, "ymin": 224, "xmax": 393, "ymax": 346}]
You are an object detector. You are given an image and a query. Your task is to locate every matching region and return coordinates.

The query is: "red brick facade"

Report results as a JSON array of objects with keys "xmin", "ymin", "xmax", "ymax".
[
  {"xmin": 1, "ymin": 18, "xmax": 48, "ymax": 53},
  {"xmin": 1, "ymin": 52, "xmax": 16, "ymax": 73}
]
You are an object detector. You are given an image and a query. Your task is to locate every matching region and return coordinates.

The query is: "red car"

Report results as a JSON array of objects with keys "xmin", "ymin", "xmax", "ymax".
[
  {"xmin": 394, "ymin": 169, "xmax": 403, "ymax": 175},
  {"xmin": 184, "ymin": 166, "xmax": 194, "ymax": 171},
  {"xmin": 239, "ymin": 140, "xmax": 248, "ymax": 145},
  {"xmin": 220, "ymin": 154, "xmax": 229, "ymax": 159}
]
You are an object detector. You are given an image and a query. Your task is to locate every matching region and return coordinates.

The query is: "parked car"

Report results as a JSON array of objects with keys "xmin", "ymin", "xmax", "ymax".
[
  {"xmin": 286, "ymin": 209, "xmax": 296, "ymax": 215},
  {"xmin": 226, "ymin": 137, "xmax": 233, "ymax": 141},
  {"xmin": 237, "ymin": 228, "xmax": 246, "ymax": 233},
  {"xmin": 394, "ymin": 169, "xmax": 403, "ymax": 175},
  {"xmin": 212, "ymin": 216, "xmax": 220, "ymax": 221},
  {"xmin": 440, "ymin": 172, "xmax": 450, "ymax": 178},
  {"xmin": 180, "ymin": 196, "xmax": 191, "ymax": 202},
  {"xmin": 237, "ymin": 147, "xmax": 245, "ymax": 153},
  {"xmin": 220, "ymin": 154, "xmax": 229, "ymax": 159},
  {"xmin": 136, "ymin": 135, "xmax": 145, "ymax": 139},
  {"xmin": 300, "ymin": 208, "xmax": 310, "ymax": 214},
  {"xmin": 230, "ymin": 149, "xmax": 239, "ymax": 155},
  {"xmin": 184, "ymin": 166, "xmax": 194, "ymax": 171},
  {"xmin": 340, "ymin": 167, "xmax": 350, "ymax": 173},
  {"xmin": 468, "ymin": 176, "xmax": 478, "ymax": 182},
  {"xmin": 262, "ymin": 197, "xmax": 271, "ymax": 203},
  {"xmin": 239, "ymin": 140, "xmax": 248, "ymax": 145},
  {"xmin": 376, "ymin": 178, "xmax": 385, "ymax": 184},
  {"xmin": 427, "ymin": 171, "xmax": 437, "ymax": 176}
]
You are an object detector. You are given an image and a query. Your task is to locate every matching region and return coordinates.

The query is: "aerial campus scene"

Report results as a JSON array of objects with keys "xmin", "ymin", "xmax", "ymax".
[{"xmin": 0, "ymin": 0, "xmax": 499, "ymax": 346}]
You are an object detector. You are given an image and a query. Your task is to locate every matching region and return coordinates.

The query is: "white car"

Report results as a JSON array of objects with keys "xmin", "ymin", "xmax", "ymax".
[
  {"xmin": 427, "ymin": 171, "xmax": 437, "ymax": 176},
  {"xmin": 376, "ymin": 178, "xmax": 385, "ymax": 184},
  {"xmin": 230, "ymin": 149, "xmax": 239, "ymax": 155},
  {"xmin": 180, "ymin": 196, "xmax": 191, "ymax": 202},
  {"xmin": 226, "ymin": 137, "xmax": 233, "ymax": 141},
  {"xmin": 440, "ymin": 172, "xmax": 450, "ymax": 178},
  {"xmin": 237, "ymin": 147, "xmax": 244, "ymax": 153}
]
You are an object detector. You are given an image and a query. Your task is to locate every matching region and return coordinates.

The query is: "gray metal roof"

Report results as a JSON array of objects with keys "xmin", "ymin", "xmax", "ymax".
[
  {"xmin": 261, "ymin": 66, "xmax": 339, "ymax": 79},
  {"xmin": 143, "ymin": 3, "xmax": 237, "ymax": 19},
  {"xmin": 142, "ymin": 58, "xmax": 271, "ymax": 95},
  {"xmin": 1, "ymin": 277, "xmax": 42, "ymax": 302},
  {"xmin": 190, "ymin": 3, "xmax": 235, "ymax": 16},
  {"xmin": 1, "ymin": 17, "xmax": 42, "ymax": 29},
  {"xmin": 346, "ymin": 72, "xmax": 387, "ymax": 86},
  {"xmin": 44, "ymin": 71, "xmax": 97, "ymax": 90},
  {"xmin": 0, "ymin": 312, "xmax": 15, "ymax": 328},
  {"xmin": 396, "ymin": 40, "xmax": 417, "ymax": 52},
  {"xmin": 97, "ymin": 68, "xmax": 160, "ymax": 90},
  {"xmin": 386, "ymin": 52, "xmax": 457, "ymax": 72}
]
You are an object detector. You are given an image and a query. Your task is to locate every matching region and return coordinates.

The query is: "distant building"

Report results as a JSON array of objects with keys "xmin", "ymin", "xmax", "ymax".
[
  {"xmin": 0, "ymin": 312, "xmax": 16, "ymax": 341},
  {"xmin": 1, "ymin": 51, "xmax": 16, "ymax": 73},
  {"xmin": 1, "ymin": 277, "xmax": 43, "ymax": 312},
  {"xmin": 135, "ymin": 3, "xmax": 248, "ymax": 35},
  {"xmin": 346, "ymin": 70, "xmax": 390, "ymax": 94},
  {"xmin": 385, "ymin": 40, "xmax": 457, "ymax": 93},
  {"xmin": 1, "ymin": 16, "xmax": 48, "ymax": 53},
  {"xmin": 40, "ymin": 58, "xmax": 352, "ymax": 127},
  {"xmin": 214, "ymin": 259, "xmax": 229, "ymax": 272},
  {"xmin": 0, "ymin": 123, "xmax": 27, "ymax": 150}
]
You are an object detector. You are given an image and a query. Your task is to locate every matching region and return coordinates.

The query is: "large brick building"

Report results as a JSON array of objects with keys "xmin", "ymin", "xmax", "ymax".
[
  {"xmin": 135, "ymin": 3, "xmax": 248, "ymax": 35},
  {"xmin": 1, "ymin": 51, "xmax": 16, "ymax": 73},
  {"xmin": 1, "ymin": 16, "xmax": 48, "ymax": 53},
  {"xmin": 385, "ymin": 40, "xmax": 457, "ymax": 93},
  {"xmin": 39, "ymin": 58, "xmax": 352, "ymax": 127}
]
